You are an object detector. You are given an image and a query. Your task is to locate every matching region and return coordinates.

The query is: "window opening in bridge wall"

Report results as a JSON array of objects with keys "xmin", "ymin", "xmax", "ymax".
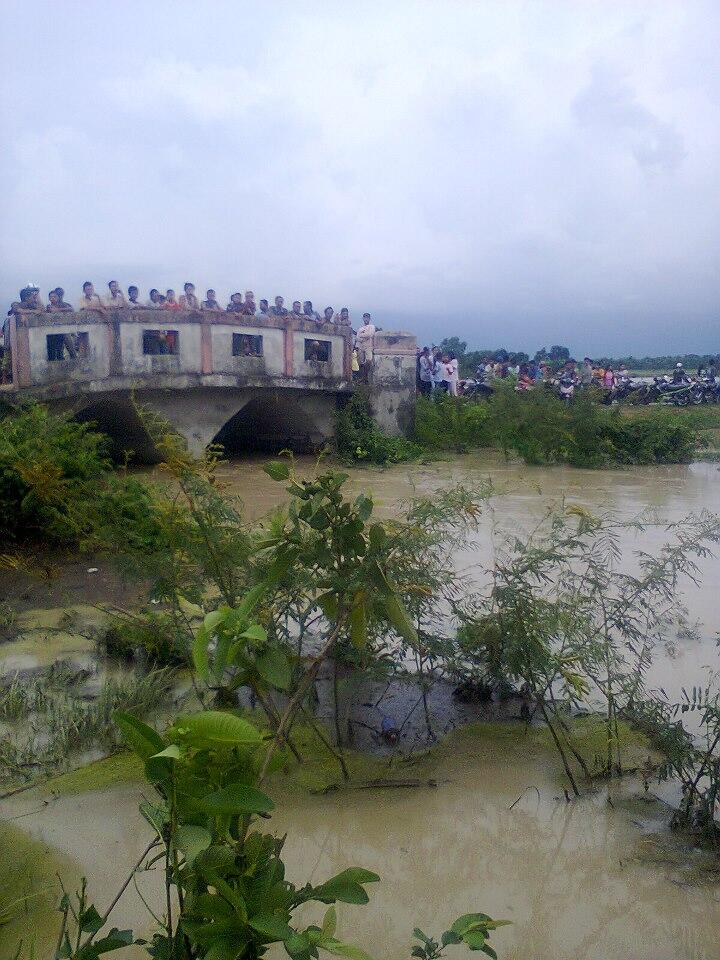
[
  {"xmin": 232, "ymin": 333, "xmax": 263, "ymax": 357},
  {"xmin": 143, "ymin": 329, "xmax": 178, "ymax": 355},
  {"xmin": 304, "ymin": 338, "xmax": 331, "ymax": 362},
  {"xmin": 47, "ymin": 331, "xmax": 88, "ymax": 361}
]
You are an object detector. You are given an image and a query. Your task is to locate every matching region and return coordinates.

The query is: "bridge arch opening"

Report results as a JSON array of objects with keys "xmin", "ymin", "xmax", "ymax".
[
  {"xmin": 73, "ymin": 396, "xmax": 160, "ymax": 464},
  {"xmin": 212, "ymin": 391, "xmax": 331, "ymax": 456}
]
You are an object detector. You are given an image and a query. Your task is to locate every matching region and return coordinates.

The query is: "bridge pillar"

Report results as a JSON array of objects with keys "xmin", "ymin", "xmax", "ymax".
[{"xmin": 370, "ymin": 332, "xmax": 417, "ymax": 437}]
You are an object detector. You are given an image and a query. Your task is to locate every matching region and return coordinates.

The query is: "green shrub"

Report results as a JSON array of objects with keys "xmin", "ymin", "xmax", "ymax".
[
  {"xmin": 0, "ymin": 402, "xmax": 162, "ymax": 546},
  {"xmin": 415, "ymin": 384, "xmax": 701, "ymax": 467},
  {"xmin": 414, "ymin": 394, "xmax": 492, "ymax": 451},
  {"xmin": 336, "ymin": 391, "xmax": 423, "ymax": 464}
]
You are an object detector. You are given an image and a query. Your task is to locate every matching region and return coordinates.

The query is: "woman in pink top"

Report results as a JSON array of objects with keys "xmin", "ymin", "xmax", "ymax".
[{"xmin": 602, "ymin": 368, "xmax": 615, "ymax": 389}]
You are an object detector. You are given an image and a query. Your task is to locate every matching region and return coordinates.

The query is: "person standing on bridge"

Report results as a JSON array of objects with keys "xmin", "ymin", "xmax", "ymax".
[
  {"xmin": 323, "ymin": 306, "xmax": 335, "ymax": 325},
  {"xmin": 271, "ymin": 296, "xmax": 288, "ymax": 317},
  {"xmin": 47, "ymin": 289, "xmax": 72, "ymax": 313},
  {"xmin": 202, "ymin": 289, "xmax": 221, "ymax": 310},
  {"xmin": 242, "ymin": 291, "xmax": 257, "ymax": 315},
  {"xmin": 179, "ymin": 282, "xmax": 200, "ymax": 310},
  {"xmin": 127, "ymin": 286, "xmax": 143, "ymax": 307},
  {"xmin": 8, "ymin": 285, "xmax": 43, "ymax": 315},
  {"xmin": 290, "ymin": 301, "xmax": 304, "ymax": 320},
  {"xmin": 164, "ymin": 289, "xmax": 181, "ymax": 310},
  {"xmin": 304, "ymin": 301, "xmax": 321, "ymax": 322},
  {"xmin": 107, "ymin": 280, "xmax": 127, "ymax": 308},
  {"xmin": 259, "ymin": 299, "xmax": 270, "ymax": 316},
  {"xmin": 418, "ymin": 346, "xmax": 433, "ymax": 396},
  {"xmin": 78, "ymin": 282, "xmax": 106, "ymax": 311},
  {"xmin": 226, "ymin": 292, "xmax": 244, "ymax": 312},
  {"xmin": 355, "ymin": 313, "xmax": 375, "ymax": 382}
]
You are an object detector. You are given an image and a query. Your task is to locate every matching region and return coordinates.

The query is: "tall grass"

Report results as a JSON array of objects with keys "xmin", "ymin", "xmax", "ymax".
[{"xmin": 0, "ymin": 668, "xmax": 174, "ymax": 784}]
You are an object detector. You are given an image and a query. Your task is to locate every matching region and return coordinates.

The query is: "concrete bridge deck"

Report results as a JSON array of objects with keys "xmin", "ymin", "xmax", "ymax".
[{"xmin": 2, "ymin": 309, "xmax": 416, "ymax": 458}]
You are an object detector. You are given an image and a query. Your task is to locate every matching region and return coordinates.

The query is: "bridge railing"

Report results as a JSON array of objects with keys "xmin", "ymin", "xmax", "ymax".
[{"xmin": 5, "ymin": 309, "xmax": 354, "ymax": 390}]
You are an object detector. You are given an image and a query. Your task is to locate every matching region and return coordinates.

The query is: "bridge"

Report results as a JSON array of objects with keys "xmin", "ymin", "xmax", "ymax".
[{"xmin": 2, "ymin": 309, "xmax": 417, "ymax": 460}]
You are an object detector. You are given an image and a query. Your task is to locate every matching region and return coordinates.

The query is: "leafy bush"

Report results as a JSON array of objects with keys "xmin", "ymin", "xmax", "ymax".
[
  {"xmin": 414, "ymin": 395, "xmax": 492, "ymax": 451},
  {"xmin": 0, "ymin": 402, "xmax": 162, "ymax": 546},
  {"xmin": 415, "ymin": 385, "xmax": 700, "ymax": 467},
  {"xmin": 336, "ymin": 391, "xmax": 423, "ymax": 464}
]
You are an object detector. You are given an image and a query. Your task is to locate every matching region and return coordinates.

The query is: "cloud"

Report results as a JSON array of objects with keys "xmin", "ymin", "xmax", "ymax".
[
  {"xmin": 0, "ymin": 0, "xmax": 718, "ymax": 355},
  {"xmin": 573, "ymin": 66, "xmax": 685, "ymax": 172}
]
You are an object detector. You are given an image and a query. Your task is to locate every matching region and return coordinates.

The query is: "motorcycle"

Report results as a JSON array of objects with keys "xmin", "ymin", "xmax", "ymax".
[{"xmin": 557, "ymin": 376, "xmax": 576, "ymax": 404}]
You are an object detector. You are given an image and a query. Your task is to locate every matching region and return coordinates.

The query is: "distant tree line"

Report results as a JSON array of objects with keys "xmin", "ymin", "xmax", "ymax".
[{"xmin": 437, "ymin": 337, "xmax": 717, "ymax": 377}]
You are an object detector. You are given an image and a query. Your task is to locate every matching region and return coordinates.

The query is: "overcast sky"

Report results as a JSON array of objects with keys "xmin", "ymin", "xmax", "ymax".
[{"xmin": 1, "ymin": 0, "xmax": 718, "ymax": 356}]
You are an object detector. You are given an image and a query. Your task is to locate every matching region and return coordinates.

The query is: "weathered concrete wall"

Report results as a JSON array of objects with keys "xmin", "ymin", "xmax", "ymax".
[
  {"xmin": 119, "ymin": 319, "xmax": 203, "ymax": 376},
  {"xmin": 27, "ymin": 318, "xmax": 110, "ymax": 385},
  {"xmin": 292, "ymin": 330, "xmax": 346, "ymax": 379},
  {"xmin": 370, "ymin": 332, "xmax": 418, "ymax": 436},
  {"xmin": 211, "ymin": 324, "xmax": 285, "ymax": 377}
]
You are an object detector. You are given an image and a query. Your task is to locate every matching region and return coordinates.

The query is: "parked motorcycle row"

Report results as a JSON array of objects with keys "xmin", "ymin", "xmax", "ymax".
[{"xmin": 461, "ymin": 371, "xmax": 720, "ymax": 406}]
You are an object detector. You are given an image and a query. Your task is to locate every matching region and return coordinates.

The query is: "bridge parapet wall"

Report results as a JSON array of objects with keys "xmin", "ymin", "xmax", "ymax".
[
  {"xmin": 370, "ymin": 331, "xmax": 418, "ymax": 436},
  {"xmin": 8, "ymin": 309, "xmax": 353, "ymax": 393}
]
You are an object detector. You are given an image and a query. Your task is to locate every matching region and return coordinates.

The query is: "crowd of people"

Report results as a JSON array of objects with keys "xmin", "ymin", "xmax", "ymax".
[
  {"xmin": 2, "ymin": 282, "xmax": 380, "ymax": 384},
  {"xmin": 417, "ymin": 347, "xmax": 720, "ymax": 400},
  {"xmin": 6, "ymin": 280, "xmax": 360, "ymax": 329}
]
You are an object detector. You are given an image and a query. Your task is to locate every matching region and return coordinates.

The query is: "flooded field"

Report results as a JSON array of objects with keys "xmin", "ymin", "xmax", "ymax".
[{"xmin": 2, "ymin": 453, "xmax": 720, "ymax": 959}]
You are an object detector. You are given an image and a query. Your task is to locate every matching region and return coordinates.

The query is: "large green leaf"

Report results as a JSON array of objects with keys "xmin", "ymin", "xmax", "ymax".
[
  {"xmin": 450, "ymin": 915, "xmax": 509, "ymax": 935},
  {"xmin": 313, "ymin": 868, "xmax": 380, "ymax": 905},
  {"xmin": 78, "ymin": 905, "xmax": 104, "ymax": 934},
  {"xmin": 76, "ymin": 927, "xmax": 133, "ymax": 959},
  {"xmin": 114, "ymin": 711, "xmax": 165, "ymax": 760},
  {"xmin": 175, "ymin": 825, "xmax": 212, "ymax": 864},
  {"xmin": 144, "ymin": 745, "xmax": 182, "ymax": 784},
  {"xmin": 256, "ymin": 648, "xmax": 292, "ymax": 690},
  {"xmin": 380, "ymin": 594, "xmax": 418, "ymax": 647},
  {"xmin": 264, "ymin": 461, "xmax": 290, "ymax": 481},
  {"xmin": 171, "ymin": 711, "xmax": 263, "ymax": 748},
  {"xmin": 203, "ymin": 938, "xmax": 242, "ymax": 960},
  {"xmin": 192, "ymin": 626, "xmax": 210, "ymax": 681},
  {"xmin": 320, "ymin": 939, "xmax": 375, "ymax": 960},
  {"xmin": 232, "ymin": 585, "xmax": 268, "ymax": 626},
  {"xmin": 249, "ymin": 914, "xmax": 295, "ymax": 942},
  {"xmin": 321, "ymin": 907, "xmax": 337, "ymax": 939},
  {"xmin": 200, "ymin": 782, "xmax": 275, "ymax": 815}
]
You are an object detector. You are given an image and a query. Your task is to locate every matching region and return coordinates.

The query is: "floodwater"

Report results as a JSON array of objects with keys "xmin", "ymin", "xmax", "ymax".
[{"xmin": 3, "ymin": 453, "xmax": 720, "ymax": 959}]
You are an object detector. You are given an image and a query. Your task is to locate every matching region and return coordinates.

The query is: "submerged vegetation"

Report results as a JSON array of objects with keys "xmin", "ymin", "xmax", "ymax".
[
  {"xmin": 3, "ymin": 401, "xmax": 720, "ymax": 956},
  {"xmin": 0, "ymin": 667, "xmax": 174, "ymax": 786},
  {"xmin": 414, "ymin": 388, "xmax": 702, "ymax": 465}
]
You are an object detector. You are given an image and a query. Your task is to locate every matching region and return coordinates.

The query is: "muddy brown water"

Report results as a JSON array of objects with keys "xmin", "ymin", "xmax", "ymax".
[{"xmin": 3, "ymin": 454, "xmax": 720, "ymax": 959}]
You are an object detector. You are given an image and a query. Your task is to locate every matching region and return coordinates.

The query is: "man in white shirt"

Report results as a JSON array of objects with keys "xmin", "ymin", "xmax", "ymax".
[
  {"xmin": 78, "ymin": 281, "xmax": 106, "ymax": 311},
  {"xmin": 355, "ymin": 312, "xmax": 376, "ymax": 377},
  {"xmin": 418, "ymin": 347, "xmax": 433, "ymax": 395},
  {"xmin": 107, "ymin": 280, "xmax": 127, "ymax": 308}
]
